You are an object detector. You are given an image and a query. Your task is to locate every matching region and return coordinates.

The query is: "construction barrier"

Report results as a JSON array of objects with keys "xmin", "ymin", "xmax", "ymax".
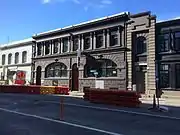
[
  {"xmin": 0, "ymin": 85, "xmax": 69, "ymax": 95},
  {"xmin": 83, "ymin": 88, "xmax": 141, "ymax": 108}
]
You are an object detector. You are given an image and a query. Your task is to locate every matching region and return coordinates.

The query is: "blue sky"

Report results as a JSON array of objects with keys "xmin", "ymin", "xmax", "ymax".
[{"xmin": 0, "ymin": 0, "xmax": 180, "ymax": 44}]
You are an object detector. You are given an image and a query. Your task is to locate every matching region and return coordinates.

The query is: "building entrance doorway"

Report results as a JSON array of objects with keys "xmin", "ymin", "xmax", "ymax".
[
  {"xmin": 36, "ymin": 66, "xmax": 41, "ymax": 85},
  {"xmin": 71, "ymin": 63, "xmax": 79, "ymax": 91},
  {"xmin": 135, "ymin": 65, "xmax": 147, "ymax": 94}
]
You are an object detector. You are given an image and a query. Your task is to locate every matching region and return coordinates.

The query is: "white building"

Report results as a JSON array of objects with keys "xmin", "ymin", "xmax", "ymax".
[{"xmin": 0, "ymin": 38, "xmax": 34, "ymax": 85}]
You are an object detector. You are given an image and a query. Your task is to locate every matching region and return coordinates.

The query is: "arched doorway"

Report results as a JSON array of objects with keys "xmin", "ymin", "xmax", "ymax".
[
  {"xmin": 36, "ymin": 66, "xmax": 41, "ymax": 85},
  {"xmin": 72, "ymin": 63, "xmax": 79, "ymax": 91}
]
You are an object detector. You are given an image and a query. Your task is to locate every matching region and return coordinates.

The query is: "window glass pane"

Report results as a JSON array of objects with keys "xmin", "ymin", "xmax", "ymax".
[
  {"xmin": 159, "ymin": 64, "xmax": 169, "ymax": 88},
  {"xmin": 8, "ymin": 54, "xmax": 12, "ymax": 64},
  {"xmin": 45, "ymin": 42, "xmax": 50, "ymax": 55},
  {"xmin": 159, "ymin": 34, "xmax": 170, "ymax": 52},
  {"xmin": 37, "ymin": 43, "xmax": 42, "ymax": 55},
  {"xmin": 110, "ymin": 33, "xmax": 118, "ymax": 46},
  {"xmin": 73, "ymin": 38, "xmax": 79, "ymax": 51},
  {"xmin": 136, "ymin": 36, "xmax": 147, "ymax": 54},
  {"xmin": 85, "ymin": 59, "xmax": 117, "ymax": 77},
  {"xmin": 63, "ymin": 38, "xmax": 68, "ymax": 52},
  {"xmin": 84, "ymin": 36, "xmax": 90, "ymax": 50},
  {"xmin": 175, "ymin": 32, "xmax": 180, "ymax": 51},
  {"xmin": 45, "ymin": 62, "xmax": 67, "ymax": 78},
  {"xmin": 2, "ymin": 55, "xmax": 5, "ymax": 65},
  {"xmin": 110, "ymin": 29, "xmax": 118, "ymax": 46},
  {"xmin": 53, "ymin": 41, "xmax": 59, "ymax": 54},
  {"xmin": 22, "ymin": 51, "xmax": 27, "ymax": 63},
  {"xmin": 96, "ymin": 34, "xmax": 103, "ymax": 48},
  {"xmin": 15, "ymin": 53, "xmax": 19, "ymax": 64}
]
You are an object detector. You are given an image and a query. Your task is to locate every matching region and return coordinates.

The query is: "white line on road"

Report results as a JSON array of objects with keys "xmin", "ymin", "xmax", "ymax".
[
  {"xmin": 0, "ymin": 107, "xmax": 123, "ymax": 135},
  {"xmin": 43, "ymin": 101, "xmax": 180, "ymax": 120}
]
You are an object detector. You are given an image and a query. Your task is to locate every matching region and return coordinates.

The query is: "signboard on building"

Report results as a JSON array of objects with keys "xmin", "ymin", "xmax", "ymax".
[
  {"xmin": 95, "ymin": 80, "xmax": 104, "ymax": 89},
  {"xmin": 15, "ymin": 71, "xmax": 26, "ymax": 85}
]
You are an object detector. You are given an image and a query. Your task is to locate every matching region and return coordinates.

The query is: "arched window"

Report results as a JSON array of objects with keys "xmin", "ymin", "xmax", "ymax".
[
  {"xmin": 100, "ymin": 59, "xmax": 117, "ymax": 77},
  {"xmin": 84, "ymin": 59, "xmax": 117, "ymax": 78},
  {"xmin": 8, "ymin": 53, "xmax": 12, "ymax": 64},
  {"xmin": 15, "ymin": 52, "xmax": 19, "ymax": 64},
  {"xmin": 2, "ymin": 54, "xmax": 5, "ymax": 65},
  {"xmin": 22, "ymin": 51, "xmax": 27, "ymax": 63},
  {"xmin": 45, "ymin": 62, "xmax": 67, "ymax": 78},
  {"xmin": 136, "ymin": 36, "xmax": 147, "ymax": 54}
]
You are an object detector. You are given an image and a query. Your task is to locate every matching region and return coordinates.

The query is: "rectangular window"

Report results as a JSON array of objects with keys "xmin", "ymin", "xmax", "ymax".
[
  {"xmin": 84, "ymin": 36, "xmax": 90, "ymax": 50},
  {"xmin": 2, "ymin": 55, "xmax": 5, "ymax": 65},
  {"xmin": 159, "ymin": 64, "xmax": 170, "ymax": 88},
  {"xmin": 96, "ymin": 34, "xmax": 103, "ymax": 48},
  {"xmin": 174, "ymin": 32, "xmax": 180, "ymax": 51},
  {"xmin": 22, "ymin": 51, "xmax": 27, "ymax": 63},
  {"xmin": 45, "ymin": 42, "xmax": 50, "ymax": 55},
  {"xmin": 15, "ymin": 53, "xmax": 19, "ymax": 64},
  {"xmin": 62, "ymin": 38, "xmax": 68, "ymax": 52},
  {"xmin": 53, "ymin": 40, "xmax": 59, "ymax": 54},
  {"xmin": 176, "ymin": 64, "xmax": 180, "ymax": 88},
  {"xmin": 110, "ymin": 31, "xmax": 118, "ymax": 46},
  {"xmin": 73, "ymin": 38, "xmax": 79, "ymax": 51},
  {"xmin": 37, "ymin": 43, "xmax": 42, "ymax": 56},
  {"xmin": 159, "ymin": 34, "xmax": 170, "ymax": 52}
]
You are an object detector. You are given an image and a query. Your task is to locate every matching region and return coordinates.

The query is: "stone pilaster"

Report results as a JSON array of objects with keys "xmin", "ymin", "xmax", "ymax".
[
  {"xmin": 127, "ymin": 24, "xmax": 132, "ymax": 91},
  {"xmin": 103, "ymin": 29, "xmax": 106, "ymax": 48},
  {"xmin": 106, "ymin": 29, "xmax": 110, "ymax": 48},
  {"xmin": 61, "ymin": 39, "xmax": 63, "ymax": 53},
  {"xmin": 78, "ymin": 35, "xmax": 81, "ymax": 50},
  {"xmin": 147, "ymin": 18, "xmax": 156, "ymax": 93},
  {"xmin": 118, "ymin": 27, "xmax": 121, "ymax": 46},
  {"xmin": 90, "ymin": 33, "xmax": 93, "ymax": 50},
  {"xmin": 68, "ymin": 37, "xmax": 71, "ymax": 52},
  {"xmin": 93, "ymin": 32, "xmax": 96, "ymax": 49},
  {"xmin": 58, "ymin": 39, "xmax": 61, "ymax": 54},
  {"xmin": 81, "ymin": 34, "xmax": 84, "ymax": 51}
]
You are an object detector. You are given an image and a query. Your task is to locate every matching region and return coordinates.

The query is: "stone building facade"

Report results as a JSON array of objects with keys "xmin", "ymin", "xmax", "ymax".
[
  {"xmin": 32, "ymin": 11, "xmax": 156, "ymax": 93},
  {"xmin": 155, "ymin": 18, "xmax": 180, "ymax": 97}
]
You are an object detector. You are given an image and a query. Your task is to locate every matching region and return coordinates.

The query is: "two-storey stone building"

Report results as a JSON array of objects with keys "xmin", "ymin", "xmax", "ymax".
[
  {"xmin": 156, "ymin": 18, "xmax": 180, "ymax": 96},
  {"xmin": 32, "ymin": 11, "xmax": 156, "ymax": 93}
]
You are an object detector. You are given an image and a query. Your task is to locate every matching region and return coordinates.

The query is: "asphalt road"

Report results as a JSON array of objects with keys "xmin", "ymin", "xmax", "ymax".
[{"xmin": 0, "ymin": 93, "xmax": 180, "ymax": 135}]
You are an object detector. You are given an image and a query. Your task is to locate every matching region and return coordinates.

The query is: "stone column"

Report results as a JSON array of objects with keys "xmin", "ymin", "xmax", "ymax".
[
  {"xmin": 35, "ymin": 43, "xmax": 38, "ymax": 57},
  {"xmin": 78, "ymin": 35, "xmax": 81, "ymax": 50},
  {"xmin": 117, "ymin": 27, "xmax": 121, "ymax": 46},
  {"xmin": 147, "ymin": 18, "xmax": 156, "ymax": 93},
  {"xmin": 61, "ymin": 38, "xmax": 63, "ymax": 53},
  {"xmin": 103, "ymin": 29, "xmax": 106, "ymax": 48},
  {"xmin": 126, "ymin": 23, "xmax": 133, "ymax": 91},
  {"xmin": 93, "ymin": 32, "xmax": 96, "ymax": 49},
  {"xmin": 70, "ymin": 36, "xmax": 73, "ymax": 52},
  {"xmin": 107, "ymin": 29, "xmax": 110, "ymax": 48},
  {"xmin": 68, "ymin": 37, "xmax": 71, "ymax": 52},
  {"xmin": 81, "ymin": 34, "xmax": 84, "ymax": 51},
  {"xmin": 58, "ymin": 39, "xmax": 61, "ymax": 54}
]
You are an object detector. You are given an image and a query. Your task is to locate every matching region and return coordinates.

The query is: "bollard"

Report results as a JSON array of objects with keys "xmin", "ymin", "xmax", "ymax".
[{"xmin": 60, "ymin": 96, "xmax": 64, "ymax": 120}]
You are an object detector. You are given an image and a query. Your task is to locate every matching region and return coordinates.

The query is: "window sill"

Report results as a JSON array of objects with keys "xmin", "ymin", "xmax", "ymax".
[
  {"xmin": 81, "ymin": 77, "xmax": 123, "ymax": 80},
  {"xmin": 44, "ymin": 77, "xmax": 69, "ymax": 80}
]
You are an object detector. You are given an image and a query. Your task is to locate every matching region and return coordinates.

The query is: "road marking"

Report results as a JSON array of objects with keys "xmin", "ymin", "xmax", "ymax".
[
  {"xmin": 0, "ymin": 107, "xmax": 123, "ymax": 135},
  {"xmin": 43, "ymin": 101, "xmax": 180, "ymax": 120}
]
